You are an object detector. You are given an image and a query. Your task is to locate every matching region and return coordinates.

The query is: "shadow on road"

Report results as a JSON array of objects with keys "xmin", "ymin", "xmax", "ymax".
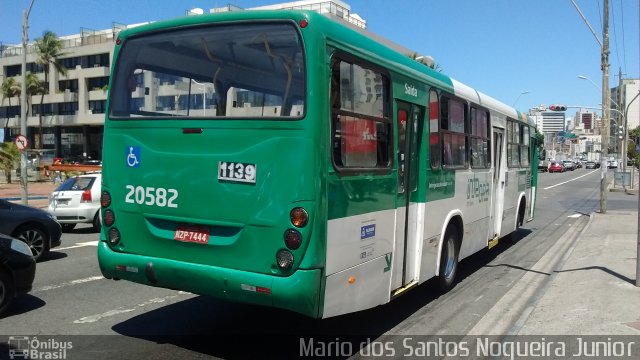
[
  {"xmin": 109, "ymin": 229, "xmax": 536, "ymax": 358},
  {"xmin": 2, "ymin": 294, "xmax": 46, "ymax": 318}
]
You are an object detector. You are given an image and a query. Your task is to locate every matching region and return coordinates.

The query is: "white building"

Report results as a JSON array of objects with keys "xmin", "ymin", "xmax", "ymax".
[{"xmin": 611, "ymin": 78, "xmax": 640, "ymax": 131}]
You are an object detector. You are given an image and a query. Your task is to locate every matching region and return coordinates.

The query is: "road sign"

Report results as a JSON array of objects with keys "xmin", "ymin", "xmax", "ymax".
[{"xmin": 14, "ymin": 135, "xmax": 28, "ymax": 151}]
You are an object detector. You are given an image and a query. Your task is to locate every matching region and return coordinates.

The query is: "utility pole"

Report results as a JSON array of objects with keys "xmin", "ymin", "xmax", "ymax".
[
  {"xmin": 600, "ymin": 0, "xmax": 610, "ymax": 214},
  {"xmin": 571, "ymin": 0, "xmax": 610, "ymax": 213},
  {"xmin": 20, "ymin": 0, "xmax": 36, "ymax": 205}
]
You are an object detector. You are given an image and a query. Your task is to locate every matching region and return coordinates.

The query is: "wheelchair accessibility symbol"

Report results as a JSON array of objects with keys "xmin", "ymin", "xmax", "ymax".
[{"xmin": 127, "ymin": 146, "xmax": 140, "ymax": 167}]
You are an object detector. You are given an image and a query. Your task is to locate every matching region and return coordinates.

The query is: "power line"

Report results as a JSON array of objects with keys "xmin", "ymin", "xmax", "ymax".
[
  {"xmin": 618, "ymin": 0, "xmax": 627, "ymax": 74},
  {"xmin": 610, "ymin": 0, "xmax": 621, "ymax": 73}
]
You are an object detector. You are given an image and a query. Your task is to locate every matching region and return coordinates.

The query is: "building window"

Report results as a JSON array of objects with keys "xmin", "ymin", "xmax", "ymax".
[
  {"xmin": 32, "ymin": 103, "xmax": 54, "ymax": 116},
  {"xmin": 56, "ymin": 102, "xmax": 79, "ymax": 116},
  {"xmin": 85, "ymin": 53, "xmax": 110, "ymax": 68},
  {"xmin": 59, "ymin": 79, "xmax": 79, "ymax": 92},
  {"xmin": 6, "ymin": 65, "xmax": 21, "ymax": 77},
  {"xmin": 60, "ymin": 56, "xmax": 81, "ymax": 69},
  {"xmin": 89, "ymin": 100, "xmax": 106, "ymax": 114},
  {"xmin": 87, "ymin": 77, "xmax": 109, "ymax": 91},
  {"xmin": 331, "ymin": 55, "xmax": 391, "ymax": 171}
]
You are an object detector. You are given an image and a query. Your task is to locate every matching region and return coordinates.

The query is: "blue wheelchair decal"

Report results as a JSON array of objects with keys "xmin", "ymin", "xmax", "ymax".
[{"xmin": 127, "ymin": 146, "xmax": 140, "ymax": 167}]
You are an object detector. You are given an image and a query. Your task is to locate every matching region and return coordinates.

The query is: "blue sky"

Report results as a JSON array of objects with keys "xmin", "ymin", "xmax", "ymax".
[{"xmin": 0, "ymin": 0, "xmax": 638, "ymax": 116}]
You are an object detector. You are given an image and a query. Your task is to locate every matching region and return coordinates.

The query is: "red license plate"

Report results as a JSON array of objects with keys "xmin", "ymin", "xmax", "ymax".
[{"xmin": 174, "ymin": 226, "xmax": 210, "ymax": 244}]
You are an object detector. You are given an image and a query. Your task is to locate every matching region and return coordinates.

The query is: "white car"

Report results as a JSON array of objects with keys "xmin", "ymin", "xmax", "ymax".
[{"xmin": 48, "ymin": 173, "xmax": 102, "ymax": 232}]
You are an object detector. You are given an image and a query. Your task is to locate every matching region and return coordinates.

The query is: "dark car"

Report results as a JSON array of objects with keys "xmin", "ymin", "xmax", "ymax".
[
  {"xmin": 0, "ymin": 233, "xmax": 36, "ymax": 317},
  {"xmin": 0, "ymin": 199, "xmax": 62, "ymax": 261},
  {"xmin": 585, "ymin": 161, "xmax": 596, "ymax": 169}
]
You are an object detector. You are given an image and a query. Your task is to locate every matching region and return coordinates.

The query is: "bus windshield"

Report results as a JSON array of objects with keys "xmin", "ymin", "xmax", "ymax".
[{"xmin": 109, "ymin": 22, "xmax": 305, "ymax": 119}]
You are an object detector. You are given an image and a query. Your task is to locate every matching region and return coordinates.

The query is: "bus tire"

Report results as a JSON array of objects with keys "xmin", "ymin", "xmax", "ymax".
[
  {"xmin": 507, "ymin": 201, "xmax": 526, "ymax": 243},
  {"xmin": 437, "ymin": 227, "xmax": 460, "ymax": 292}
]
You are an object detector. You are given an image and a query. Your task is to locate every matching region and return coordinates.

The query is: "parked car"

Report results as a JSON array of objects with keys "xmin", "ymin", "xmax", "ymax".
[
  {"xmin": 562, "ymin": 160, "xmax": 575, "ymax": 171},
  {"xmin": 0, "ymin": 199, "xmax": 62, "ymax": 261},
  {"xmin": 608, "ymin": 159, "xmax": 619, "ymax": 169},
  {"xmin": 0, "ymin": 233, "xmax": 36, "ymax": 317},
  {"xmin": 549, "ymin": 162, "xmax": 565, "ymax": 173},
  {"xmin": 48, "ymin": 173, "xmax": 102, "ymax": 232},
  {"xmin": 585, "ymin": 161, "xmax": 597, "ymax": 169},
  {"xmin": 538, "ymin": 160, "xmax": 549, "ymax": 172}
]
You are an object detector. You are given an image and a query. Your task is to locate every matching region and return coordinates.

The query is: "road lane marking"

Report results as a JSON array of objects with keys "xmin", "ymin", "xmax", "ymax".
[
  {"xmin": 73, "ymin": 293, "xmax": 190, "ymax": 324},
  {"xmin": 36, "ymin": 275, "xmax": 104, "ymax": 292},
  {"xmin": 57, "ymin": 240, "xmax": 99, "ymax": 251},
  {"xmin": 543, "ymin": 170, "xmax": 598, "ymax": 190}
]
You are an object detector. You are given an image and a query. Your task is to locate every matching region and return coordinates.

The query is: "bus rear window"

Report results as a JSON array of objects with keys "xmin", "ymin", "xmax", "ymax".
[{"xmin": 109, "ymin": 22, "xmax": 305, "ymax": 119}]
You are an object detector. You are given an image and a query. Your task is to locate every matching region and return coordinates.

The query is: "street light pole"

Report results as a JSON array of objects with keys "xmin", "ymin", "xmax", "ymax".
[
  {"xmin": 512, "ymin": 91, "xmax": 529, "ymax": 107},
  {"xmin": 600, "ymin": 0, "xmax": 610, "ymax": 214},
  {"xmin": 20, "ymin": 0, "xmax": 36, "ymax": 205}
]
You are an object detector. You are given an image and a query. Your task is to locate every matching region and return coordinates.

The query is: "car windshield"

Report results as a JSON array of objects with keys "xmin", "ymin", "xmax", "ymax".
[{"xmin": 55, "ymin": 177, "xmax": 96, "ymax": 191}]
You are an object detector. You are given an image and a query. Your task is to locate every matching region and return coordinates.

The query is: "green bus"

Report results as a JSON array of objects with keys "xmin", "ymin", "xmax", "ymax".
[{"xmin": 98, "ymin": 10, "xmax": 538, "ymax": 318}]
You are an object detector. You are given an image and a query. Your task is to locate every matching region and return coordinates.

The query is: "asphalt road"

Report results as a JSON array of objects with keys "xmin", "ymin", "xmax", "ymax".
[{"xmin": 1, "ymin": 168, "xmax": 634, "ymax": 359}]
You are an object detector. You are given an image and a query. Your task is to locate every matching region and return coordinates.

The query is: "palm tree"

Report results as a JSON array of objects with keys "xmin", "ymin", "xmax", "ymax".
[
  {"xmin": 1, "ymin": 77, "xmax": 21, "ymax": 135},
  {"xmin": 25, "ymin": 73, "xmax": 46, "ymax": 147},
  {"xmin": 34, "ymin": 30, "xmax": 67, "ymax": 149},
  {"xmin": 0, "ymin": 142, "xmax": 20, "ymax": 183}
]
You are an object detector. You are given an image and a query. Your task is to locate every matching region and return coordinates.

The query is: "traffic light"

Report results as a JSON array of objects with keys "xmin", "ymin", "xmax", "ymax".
[{"xmin": 549, "ymin": 104, "xmax": 567, "ymax": 111}]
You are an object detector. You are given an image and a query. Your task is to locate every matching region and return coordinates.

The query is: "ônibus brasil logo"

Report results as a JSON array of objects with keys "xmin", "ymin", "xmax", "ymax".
[{"xmin": 7, "ymin": 336, "xmax": 73, "ymax": 359}]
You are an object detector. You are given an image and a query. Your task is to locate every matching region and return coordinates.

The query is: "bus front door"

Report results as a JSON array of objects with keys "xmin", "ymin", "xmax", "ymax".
[{"xmin": 392, "ymin": 101, "xmax": 423, "ymax": 291}]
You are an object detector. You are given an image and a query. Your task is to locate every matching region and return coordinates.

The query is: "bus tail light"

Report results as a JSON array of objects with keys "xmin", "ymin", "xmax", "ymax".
[
  {"xmin": 276, "ymin": 249, "xmax": 294, "ymax": 270},
  {"xmin": 108, "ymin": 228, "xmax": 121, "ymax": 245},
  {"xmin": 103, "ymin": 210, "xmax": 115, "ymax": 227},
  {"xmin": 290, "ymin": 207, "xmax": 308, "ymax": 228},
  {"xmin": 101, "ymin": 191, "xmax": 111, "ymax": 208},
  {"xmin": 284, "ymin": 229, "xmax": 302, "ymax": 250},
  {"xmin": 81, "ymin": 189, "xmax": 92, "ymax": 203}
]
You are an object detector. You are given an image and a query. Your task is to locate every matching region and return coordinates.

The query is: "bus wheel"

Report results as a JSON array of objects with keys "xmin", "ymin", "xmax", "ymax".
[{"xmin": 437, "ymin": 228, "xmax": 459, "ymax": 292}]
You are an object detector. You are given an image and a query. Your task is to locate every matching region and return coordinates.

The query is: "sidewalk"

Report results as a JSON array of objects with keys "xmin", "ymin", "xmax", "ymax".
[
  {"xmin": 0, "ymin": 180, "xmax": 58, "ymax": 209},
  {"xmin": 518, "ymin": 208, "xmax": 640, "ymax": 334}
]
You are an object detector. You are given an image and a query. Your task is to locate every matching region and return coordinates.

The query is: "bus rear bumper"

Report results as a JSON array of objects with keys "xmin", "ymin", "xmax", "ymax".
[{"xmin": 98, "ymin": 241, "xmax": 322, "ymax": 318}]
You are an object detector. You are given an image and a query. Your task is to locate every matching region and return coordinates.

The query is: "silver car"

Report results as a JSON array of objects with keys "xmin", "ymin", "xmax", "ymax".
[
  {"xmin": 562, "ymin": 161, "xmax": 575, "ymax": 171},
  {"xmin": 48, "ymin": 173, "xmax": 102, "ymax": 232}
]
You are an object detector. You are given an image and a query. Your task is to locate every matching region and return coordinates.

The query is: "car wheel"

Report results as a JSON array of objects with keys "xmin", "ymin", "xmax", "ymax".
[
  {"xmin": 0, "ymin": 268, "xmax": 15, "ymax": 317},
  {"xmin": 437, "ymin": 227, "xmax": 460, "ymax": 292},
  {"xmin": 92, "ymin": 212, "xmax": 101, "ymax": 233},
  {"xmin": 13, "ymin": 226, "xmax": 49, "ymax": 262},
  {"xmin": 61, "ymin": 224, "xmax": 76, "ymax": 232}
]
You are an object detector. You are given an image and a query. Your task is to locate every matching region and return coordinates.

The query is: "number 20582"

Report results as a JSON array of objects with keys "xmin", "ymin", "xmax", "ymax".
[{"xmin": 125, "ymin": 185, "xmax": 178, "ymax": 208}]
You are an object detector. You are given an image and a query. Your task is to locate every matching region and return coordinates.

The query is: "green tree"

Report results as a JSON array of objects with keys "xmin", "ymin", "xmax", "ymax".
[
  {"xmin": 534, "ymin": 128, "xmax": 545, "ymax": 159},
  {"xmin": 0, "ymin": 142, "xmax": 20, "ymax": 183},
  {"xmin": 34, "ymin": 30, "xmax": 67, "ymax": 149},
  {"xmin": 1, "ymin": 77, "xmax": 21, "ymax": 134},
  {"xmin": 25, "ymin": 73, "xmax": 46, "ymax": 147},
  {"xmin": 627, "ymin": 126, "xmax": 640, "ymax": 167}
]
